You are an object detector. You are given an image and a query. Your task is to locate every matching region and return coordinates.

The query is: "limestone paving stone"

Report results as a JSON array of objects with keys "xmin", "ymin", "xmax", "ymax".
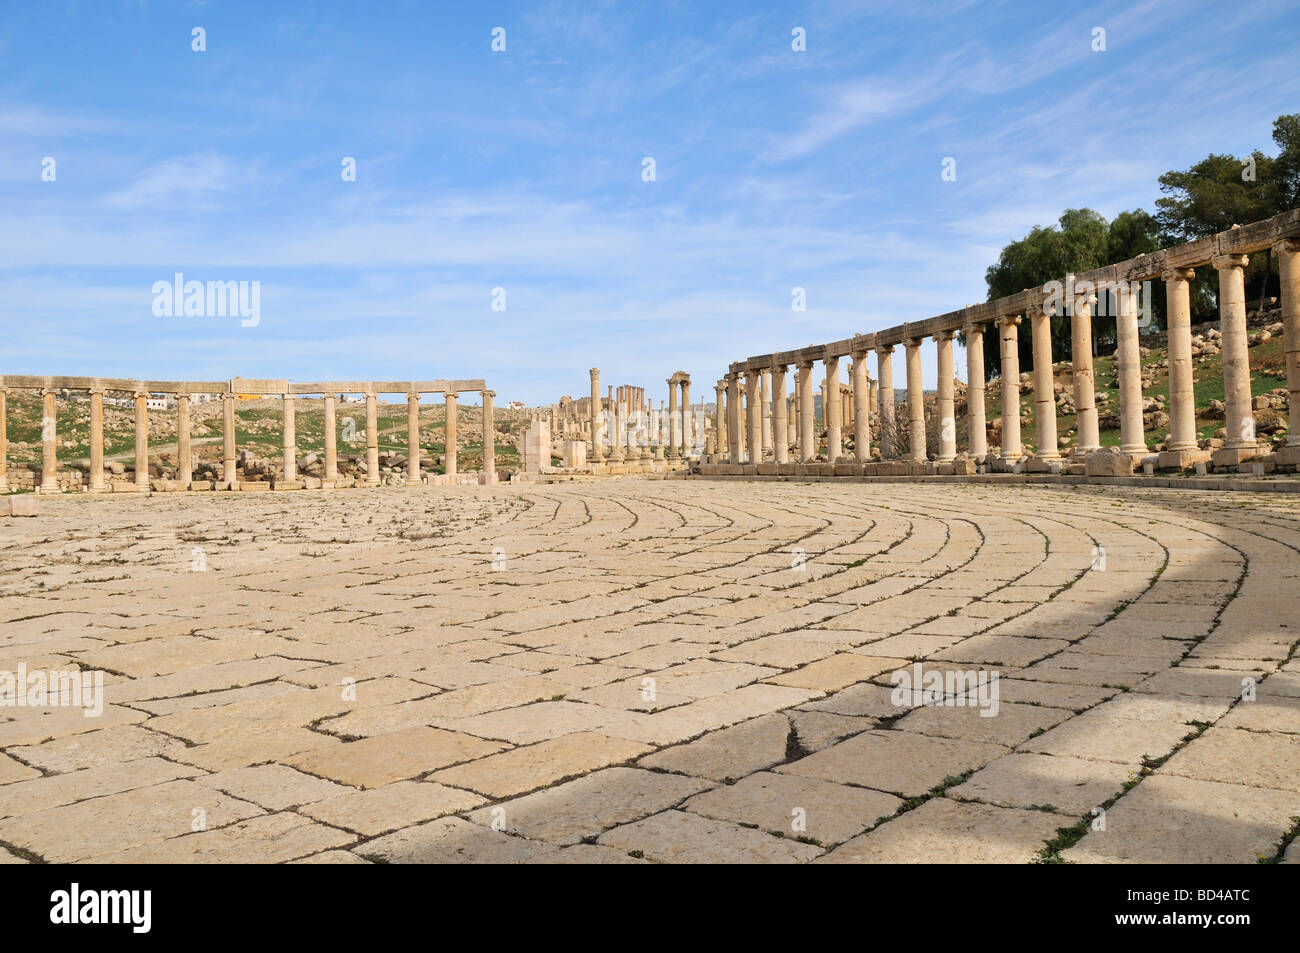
[
  {"xmin": 596, "ymin": 809, "xmax": 824, "ymax": 863},
  {"xmin": 284, "ymin": 726, "xmax": 507, "ymax": 789}
]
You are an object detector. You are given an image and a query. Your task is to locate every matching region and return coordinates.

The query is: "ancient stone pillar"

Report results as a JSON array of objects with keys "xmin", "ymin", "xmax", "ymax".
[
  {"xmin": 482, "ymin": 390, "xmax": 496, "ymax": 484},
  {"xmin": 851, "ymin": 351, "xmax": 870, "ymax": 461},
  {"xmin": 667, "ymin": 378, "xmax": 681, "ymax": 459},
  {"xmin": 365, "ymin": 391, "xmax": 380, "ymax": 486},
  {"xmin": 177, "ymin": 393, "xmax": 192, "ymax": 486},
  {"xmin": 611, "ymin": 393, "xmax": 626, "ymax": 463},
  {"xmin": 760, "ymin": 369, "xmax": 772, "ymax": 458},
  {"xmin": 903, "ymin": 339, "xmax": 926, "ymax": 462},
  {"xmin": 1163, "ymin": 268, "xmax": 1199, "ymax": 453},
  {"xmin": 771, "ymin": 364, "xmax": 789, "ymax": 464},
  {"xmin": 89, "ymin": 387, "xmax": 105, "ymax": 491},
  {"xmin": 744, "ymin": 370, "xmax": 761, "ymax": 464},
  {"xmin": 323, "ymin": 393, "xmax": 338, "ymax": 482},
  {"xmin": 282, "ymin": 393, "xmax": 297, "ymax": 480},
  {"xmin": 134, "ymin": 390, "xmax": 150, "ymax": 488},
  {"xmin": 0, "ymin": 386, "xmax": 7, "ymax": 492},
  {"xmin": 1070, "ymin": 286, "xmax": 1100, "ymax": 455},
  {"xmin": 222, "ymin": 393, "xmax": 236, "ymax": 487},
  {"xmin": 589, "ymin": 368, "xmax": 603, "ymax": 462},
  {"xmin": 406, "ymin": 392, "xmax": 421, "ymax": 484},
  {"xmin": 798, "ymin": 360, "xmax": 815, "ymax": 463},
  {"xmin": 935, "ymin": 332, "xmax": 956, "ymax": 463},
  {"xmin": 1214, "ymin": 254, "xmax": 1256, "ymax": 462},
  {"xmin": 965, "ymin": 322, "xmax": 988, "ymax": 459},
  {"xmin": 40, "ymin": 388, "xmax": 57, "ymax": 492},
  {"xmin": 726, "ymin": 374, "xmax": 741, "ymax": 463},
  {"xmin": 680, "ymin": 379, "xmax": 692, "ymax": 455},
  {"xmin": 1276, "ymin": 240, "xmax": 1300, "ymax": 461},
  {"xmin": 824, "ymin": 357, "xmax": 842, "ymax": 462},
  {"xmin": 1030, "ymin": 309, "xmax": 1059, "ymax": 462},
  {"xmin": 997, "ymin": 316, "xmax": 1022, "ymax": 461},
  {"xmin": 714, "ymin": 382, "xmax": 726, "ymax": 456},
  {"xmin": 869, "ymin": 378, "xmax": 879, "ymax": 415},
  {"xmin": 444, "ymin": 392, "xmax": 458, "ymax": 476},
  {"xmin": 875, "ymin": 347, "xmax": 895, "ymax": 459},
  {"xmin": 1114, "ymin": 284, "xmax": 1146, "ymax": 455}
]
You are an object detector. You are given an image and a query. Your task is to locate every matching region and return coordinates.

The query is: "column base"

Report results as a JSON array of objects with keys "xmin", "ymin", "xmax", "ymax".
[
  {"xmin": 1156, "ymin": 449, "xmax": 1211, "ymax": 471},
  {"xmin": 1273, "ymin": 446, "xmax": 1300, "ymax": 470},
  {"xmin": 1025, "ymin": 455, "xmax": 1062, "ymax": 473}
]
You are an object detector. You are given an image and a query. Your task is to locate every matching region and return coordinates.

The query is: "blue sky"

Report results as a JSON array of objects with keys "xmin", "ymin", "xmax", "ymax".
[{"xmin": 3, "ymin": 0, "xmax": 1298, "ymax": 404}]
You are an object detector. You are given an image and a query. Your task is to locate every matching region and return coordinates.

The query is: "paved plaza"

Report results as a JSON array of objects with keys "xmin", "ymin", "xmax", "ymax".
[{"xmin": 1, "ymin": 479, "xmax": 1297, "ymax": 863}]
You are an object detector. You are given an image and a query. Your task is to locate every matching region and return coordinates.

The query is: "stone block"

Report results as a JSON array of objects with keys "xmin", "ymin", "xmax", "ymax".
[
  {"xmin": 1157, "ymin": 448, "xmax": 1211, "ymax": 470},
  {"xmin": 1211, "ymin": 446, "xmax": 1261, "ymax": 468},
  {"xmin": 1084, "ymin": 448, "xmax": 1133, "ymax": 476},
  {"xmin": 239, "ymin": 481, "xmax": 272, "ymax": 491},
  {"xmin": 271, "ymin": 480, "xmax": 304, "ymax": 491},
  {"xmin": 3, "ymin": 495, "xmax": 38, "ymax": 517}
]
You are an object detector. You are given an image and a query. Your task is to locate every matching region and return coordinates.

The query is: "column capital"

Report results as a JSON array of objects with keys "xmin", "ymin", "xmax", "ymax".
[
  {"xmin": 1161, "ymin": 266, "xmax": 1196, "ymax": 283},
  {"xmin": 995, "ymin": 314, "xmax": 1021, "ymax": 328},
  {"xmin": 797, "ymin": 358, "xmax": 816, "ymax": 370},
  {"xmin": 873, "ymin": 344, "xmax": 894, "ymax": 356},
  {"xmin": 902, "ymin": 337, "xmax": 922, "ymax": 348},
  {"xmin": 935, "ymin": 330, "xmax": 955, "ymax": 342},
  {"xmin": 769, "ymin": 362, "xmax": 787, "ymax": 373},
  {"xmin": 822, "ymin": 354, "xmax": 839, "ymax": 366},
  {"xmin": 40, "ymin": 386, "xmax": 57, "ymax": 397},
  {"xmin": 1211, "ymin": 253, "xmax": 1249, "ymax": 271},
  {"xmin": 1272, "ymin": 237, "xmax": 1300, "ymax": 256},
  {"xmin": 443, "ymin": 390, "xmax": 458, "ymax": 399},
  {"xmin": 964, "ymin": 320, "xmax": 987, "ymax": 335},
  {"xmin": 407, "ymin": 391, "xmax": 420, "ymax": 401},
  {"xmin": 87, "ymin": 385, "xmax": 106, "ymax": 396},
  {"xmin": 482, "ymin": 390, "xmax": 495, "ymax": 398}
]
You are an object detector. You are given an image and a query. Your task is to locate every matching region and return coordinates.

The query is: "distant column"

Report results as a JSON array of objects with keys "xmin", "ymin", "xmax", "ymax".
[
  {"xmin": 1276, "ymin": 240, "xmax": 1300, "ymax": 454},
  {"xmin": 222, "ymin": 393, "xmax": 237, "ymax": 487},
  {"xmin": 935, "ymin": 332, "xmax": 956, "ymax": 463},
  {"xmin": 444, "ymin": 392, "xmax": 458, "ymax": 476},
  {"xmin": 998, "ymin": 316, "xmax": 1022, "ymax": 461},
  {"xmin": 797, "ymin": 360, "xmax": 815, "ymax": 463},
  {"xmin": 680, "ymin": 379, "xmax": 692, "ymax": 454},
  {"xmin": 1114, "ymin": 285, "xmax": 1146, "ymax": 455},
  {"xmin": 481, "ymin": 390, "xmax": 496, "ymax": 484},
  {"xmin": 177, "ymin": 393, "xmax": 192, "ymax": 486},
  {"xmin": 903, "ymin": 339, "xmax": 926, "ymax": 462},
  {"xmin": 667, "ymin": 379, "xmax": 681, "ymax": 458},
  {"xmin": 965, "ymin": 322, "xmax": 988, "ymax": 459},
  {"xmin": 40, "ymin": 388, "xmax": 57, "ymax": 492},
  {"xmin": 1163, "ymin": 268, "xmax": 1198, "ymax": 452},
  {"xmin": 760, "ymin": 369, "xmax": 772, "ymax": 458},
  {"xmin": 134, "ymin": 390, "xmax": 150, "ymax": 488},
  {"xmin": 1031, "ymin": 308, "xmax": 1060, "ymax": 462},
  {"xmin": 89, "ymin": 387, "xmax": 106, "ymax": 491},
  {"xmin": 282, "ymin": 393, "xmax": 297, "ymax": 480},
  {"xmin": 1071, "ymin": 287, "xmax": 1101, "ymax": 455},
  {"xmin": 365, "ymin": 391, "xmax": 380, "ymax": 486},
  {"xmin": 726, "ymin": 374, "xmax": 740, "ymax": 463},
  {"xmin": 406, "ymin": 392, "xmax": 421, "ymax": 484},
  {"xmin": 771, "ymin": 364, "xmax": 789, "ymax": 464},
  {"xmin": 744, "ymin": 370, "xmax": 761, "ymax": 464},
  {"xmin": 323, "ymin": 393, "xmax": 339, "ymax": 482},
  {"xmin": 1215, "ymin": 254, "xmax": 1256, "ymax": 459},
  {"xmin": 851, "ymin": 351, "xmax": 870, "ymax": 461},
  {"xmin": 876, "ymin": 346, "xmax": 895, "ymax": 459},
  {"xmin": 824, "ymin": 356, "xmax": 842, "ymax": 462},
  {"xmin": 589, "ymin": 368, "xmax": 603, "ymax": 462},
  {"xmin": 714, "ymin": 382, "xmax": 726, "ymax": 456}
]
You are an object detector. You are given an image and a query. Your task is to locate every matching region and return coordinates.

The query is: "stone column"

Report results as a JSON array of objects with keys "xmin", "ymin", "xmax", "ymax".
[
  {"xmin": 1114, "ymin": 284, "xmax": 1146, "ymax": 455},
  {"xmin": 1276, "ymin": 240, "xmax": 1300, "ymax": 464},
  {"xmin": 680, "ymin": 380, "xmax": 692, "ymax": 455},
  {"xmin": 903, "ymin": 339, "xmax": 926, "ymax": 462},
  {"xmin": 1163, "ymin": 268, "xmax": 1199, "ymax": 454},
  {"xmin": 1214, "ymin": 254, "xmax": 1257, "ymax": 463},
  {"xmin": 481, "ymin": 390, "xmax": 496, "ymax": 484},
  {"xmin": 0, "ymin": 387, "xmax": 7, "ymax": 492},
  {"xmin": 869, "ymin": 378, "xmax": 879, "ymax": 415},
  {"xmin": 88, "ymin": 387, "xmax": 105, "ymax": 491},
  {"xmin": 40, "ymin": 388, "xmax": 57, "ymax": 492},
  {"xmin": 760, "ymin": 369, "xmax": 772, "ymax": 459},
  {"xmin": 797, "ymin": 361, "xmax": 815, "ymax": 463},
  {"xmin": 714, "ymin": 382, "xmax": 726, "ymax": 457},
  {"xmin": 851, "ymin": 351, "xmax": 870, "ymax": 461},
  {"xmin": 965, "ymin": 322, "xmax": 988, "ymax": 459},
  {"xmin": 997, "ymin": 316, "xmax": 1022, "ymax": 461},
  {"xmin": 323, "ymin": 394, "xmax": 338, "ymax": 482},
  {"xmin": 744, "ymin": 370, "xmax": 761, "ymax": 464},
  {"xmin": 444, "ymin": 392, "xmax": 458, "ymax": 476},
  {"xmin": 282, "ymin": 393, "xmax": 297, "ymax": 481},
  {"xmin": 611, "ymin": 392, "xmax": 626, "ymax": 463},
  {"xmin": 222, "ymin": 393, "xmax": 236, "ymax": 487},
  {"xmin": 589, "ymin": 368, "xmax": 603, "ymax": 462},
  {"xmin": 667, "ymin": 379, "xmax": 681, "ymax": 458},
  {"xmin": 1030, "ymin": 309, "xmax": 1059, "ymax": 462},
  {"xmin": 177, "ymin": 393, "xmax": 192, "ymax": 486},
  {"xmin": 365, "ymin": 392, "xmax": 380, "ymax": 486},
  {"xmin": 771, "ymin": 365, "xmax": 789, "ymax": 464},
  {"xmin": 406, "ymin": 392, "xmax": 421, "ymax": 484},
  {"xmin": 824, "ymin": 357, "xmax": 842, "ymax": 462},
  {"xmin": 876, "ymin": 347, "xmax": 895, "ymax": 459},
  {"xmin": 935, "ymin": 332, "xmax": 956, "ymax": 463},
  {"xmin": 134, "ymin": 391, "xmax": 150, "ymax": 488},
  {"xmin": 1070, "ymin": 288, "xmax": 1101, "ymax": 456},
  {"xmin": 726, "ymin": 374, "xmax": 741, "ymax": 463}
]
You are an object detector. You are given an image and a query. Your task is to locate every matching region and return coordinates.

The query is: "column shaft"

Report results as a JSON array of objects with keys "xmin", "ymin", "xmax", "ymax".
[
  {"xmin": 772, "ymin": 365, "xmax": 789, "ymax": 464},
  {"xmin": 365, "ymin": 393, "xmax": 379, "ymax": 485},
  {"xmin": 406, "ymin": 393, "xmax": 421, "ymax": 484},
  {"xmin": 444, "ymin": 392, "xmax": 458, "ymax": 476},
  {"xmin": 40, "ymin": 389, "xmax": 57, "ymax": 492},
  {"xmin": 1031, "ymin": 311, "xmax": 1059, "ymax": 460},
  {"xmin": 1277, "ymin": 241, "xmax": 1300, "ymax": 449},
  {"xmin": 1071, "ymin": 290, "xmax": 1100, "ymax": 454},
  {"xmin": 1115, "ymin": 285, "xmax": 1146, "ymax": 454},
  {"xmin": 904, "ymin": 340, "xmax": 925, "ymax": 462},
  {"xmin": 726, "ymin": 375, "xmax": 740, "ymax": 463},
  {"xmin": 222, "ymin": 394, "xmax": 236, "ymax": 487},
  {"xmin": 177, "ymin": 393, "xmax": 192, "ymax": 486},
  {"xmin": 0, "ymin": 388, "xmax": 7, "ymax": 491},
  {"xmin": 998, "ymin": 318, "xmax": 1022, "ymax": 461},
  {"xmin": 589, "ymin": 369, "xmax": 603, "ymax": 461},
  {"xmin": 851, "ymin": 352, "xmax": 869, "ymax": 461},
  {"xmin": 282, "ymin": 394, "xmax": 297, "ymax": 480},
  {"xmin": 482, "ymin": 391, "xmax": 496, "ymax": 483},
  {"xmin": 760, "ymin": 370, "xmax": 772, "ymax": 458},
  {"xmin": 134, "ymin": 392, "xmax": 149, "ymax": 487},
  {"xmin": 89, "ymin": 389, "xmax": 105, "ymax": 490},
  {"xmin": 936, "ymin": 333, "xmax": 956, "ymax": 462},
  {"xmin": 798, "ymin": 362, "xmax": 815, "ymax": 463},
  {"xmin": 323, "ymin": 394, "xmax": 338, "ymax": 481},
  {"xmin": 745, "ymin": 371, "xmax": 761, "ymax": 464},
  {"xmin": 824, "ymin": 357, "xmax": 842, "ymax": 462},
  {"xmin": 1163, "ymin": 269, "xmax": 1199, "ymax": 451},
  {"xmin": 1215, "ymin": 255, "xmax": 1255, "ymax": 452},
  {"xmin": 965, "ymin": 324, "xmax": 988, "ymax": 458},
  {"xmin": 876, "ymin": 348, "xmax": 895, "ymax": 459}
]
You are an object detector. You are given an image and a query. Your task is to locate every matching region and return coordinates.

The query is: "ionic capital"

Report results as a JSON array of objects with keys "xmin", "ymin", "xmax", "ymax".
[
  {"xmin": 995, "ymin": 314, "xmax": 1021, "ymax": 328},
  {"xmin": 1161, "ymin": 267, "xmax": 1196, "ymax": 283},
  {"xmin": 1272, "ymin": 238, "xmax": 1300, "ymax": 257},
  {"xmin": 1211, "ymin": 253, "xmax": 1249, "ymax": 271},
  {"xmin": 935, "ymin": 330, "xmax": 955, "ymax": 342},
  {"xmin": 874, "ymin": 344, "xmax": 894, "ymax": 356}
]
